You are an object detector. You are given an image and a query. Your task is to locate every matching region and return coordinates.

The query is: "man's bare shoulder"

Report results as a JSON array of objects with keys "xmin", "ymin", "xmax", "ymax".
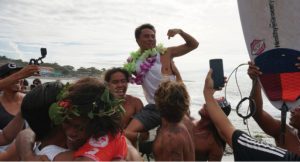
[
  {"xmin": 124, "ymin": 95, "xmax": 143, "ymax": 110},
  {"xmin": 161, "ymin": 48, "xmax": 172, "ymax": 57},
  {"xmin": 125, "ymin": 95, "xmax": 142, "ymax": 103}
]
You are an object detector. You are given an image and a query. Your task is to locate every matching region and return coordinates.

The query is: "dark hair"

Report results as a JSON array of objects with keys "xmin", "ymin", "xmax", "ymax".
[
  {"xmin": 104, "ymin": 67, "xmax": 130, "ymax": 83},
  {"xmin": 33, "ymin": 78, "xmax": 42, "ymax": 85},
  {"xmin": 21, "ymin": 81, "xmax": 64, "ymax": 140},
  {"xmin": 65, "ymin": 77, "xmax": 123, "ymax": 139},
  {"xmin": 30, "ymin": 84, "xmax": 36, "ymax": 90},
  {"xmin": 135, "ymin": 23, "xmax": 156, "ymax": 40},
  {"xmin": 23, "ymin": 79, "xmax": 29, "ymax": 86},
  {"xmin": 155, "ymin": 81, "xmax": 190, "ymax": 123}
]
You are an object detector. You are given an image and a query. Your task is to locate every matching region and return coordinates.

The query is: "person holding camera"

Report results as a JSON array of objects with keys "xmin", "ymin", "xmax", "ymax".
[
  {"xmin": 0, "ymin": 64, "xmax": 39, "ymax": 90},
  {"xmin": 0, "ymin": 63, "xmax": 27, "ymax": 160}
]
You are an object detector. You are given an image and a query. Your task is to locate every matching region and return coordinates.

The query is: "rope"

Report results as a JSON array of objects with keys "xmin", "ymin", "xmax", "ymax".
[{"xmin": 224, "ymin": 63, "xmax": 257, "ymax": 136}]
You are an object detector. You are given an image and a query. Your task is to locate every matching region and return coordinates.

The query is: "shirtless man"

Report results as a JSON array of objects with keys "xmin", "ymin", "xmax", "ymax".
[
  {"xmin": 152, "ymin": 81, "xmax": 195, "ymax": 161},
  {"xmin": 248, "ymin": 61, "xmax": 300, "ymax": 155},
  {"xmin": 104, "ymin": 67, "xmax": 143, "ymax": 128},
  {"xmin": 193, "ymin": 99, "xmax": 230, "ymax": 161},
  {"xmin": 125, "ymin": 23, "xmax": 199, "ymax": 144}
]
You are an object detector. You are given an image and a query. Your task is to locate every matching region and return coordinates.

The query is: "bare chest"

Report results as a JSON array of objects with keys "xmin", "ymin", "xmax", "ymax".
[{"xmin": 159, "ymin": 53, "xmax": 173, "ymax": 75}]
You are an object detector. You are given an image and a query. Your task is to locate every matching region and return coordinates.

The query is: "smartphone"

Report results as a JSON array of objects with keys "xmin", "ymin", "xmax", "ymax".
[{"xmin": 209, "ymin": 59, "xmax": 224, "ymax": 89}]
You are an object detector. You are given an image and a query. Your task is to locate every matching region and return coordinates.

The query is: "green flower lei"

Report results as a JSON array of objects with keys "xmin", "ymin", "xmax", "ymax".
[
  {"xmin": 49, "ymin": 84, "xmax": 125, "ymax": 125},
  {"xmin": 123, "ymin": 43, "xmax": 166, "ymax": 75}
]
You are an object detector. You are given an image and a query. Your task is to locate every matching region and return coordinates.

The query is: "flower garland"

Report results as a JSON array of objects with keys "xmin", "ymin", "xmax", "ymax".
[
  {"xmin": 49, "ymin": 84, "xmax": 125, "ymax": 125},
  {"xmin": 123, "ymin": 43, "xmax": 166, "ymax": 85}
]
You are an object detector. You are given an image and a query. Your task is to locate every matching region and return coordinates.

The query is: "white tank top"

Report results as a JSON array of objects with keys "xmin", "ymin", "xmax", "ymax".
[
  {"xmin": 34, "ymin": 142, "xmax": 68, "ymax": 161},
  {"xmin": 136, "ymin": 54, "xmax": 176, "ymax": 104}
]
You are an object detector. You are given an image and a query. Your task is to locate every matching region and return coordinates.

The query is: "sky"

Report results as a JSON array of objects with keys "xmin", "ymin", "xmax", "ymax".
[{"xmin": 0, "ymin": 0, "xmax": 249, "ymax": 73}]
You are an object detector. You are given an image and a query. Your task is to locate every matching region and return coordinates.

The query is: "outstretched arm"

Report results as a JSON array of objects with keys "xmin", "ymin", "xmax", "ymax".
[
  {"xmin": 203, "ymin": 69, "xmax": 236, "ymax": 147},
  {"xmin": 0, "ymin": 65, "xmax": 39, "ymax": 90},
  {"xmin": 167, "ymin": 29, "xmax": 199, "ymax": 58},
  {"xmin": 248, "ymin": 62, "xmax": 282, "ymax": 139}
]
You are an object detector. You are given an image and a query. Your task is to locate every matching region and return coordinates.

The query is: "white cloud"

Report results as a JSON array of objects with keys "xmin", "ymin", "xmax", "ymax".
[{"xmin": 0, "ymin": 0, "xmax": 247, "ymax": 71}]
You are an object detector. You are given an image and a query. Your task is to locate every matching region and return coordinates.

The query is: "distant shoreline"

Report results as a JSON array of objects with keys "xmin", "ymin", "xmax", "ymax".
[{"xmin": 27, "ymin": 76, "xmax": 78, "ymax": 81}]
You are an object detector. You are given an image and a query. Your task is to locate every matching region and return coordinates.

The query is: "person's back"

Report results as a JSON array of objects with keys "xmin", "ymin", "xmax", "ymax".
[
  {"xmin": 152, "ymin": 80, "xmax": 195, "ymax": 161},
  {"xmin": 153, "ymin": 120, "xmax": 194, "ymax": 161}
]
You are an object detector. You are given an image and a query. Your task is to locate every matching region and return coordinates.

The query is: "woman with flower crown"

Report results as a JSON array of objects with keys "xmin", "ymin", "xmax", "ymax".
[
  {"xmin": 124, "ymin": 23, "xmax": 199, "ymax": 146},
  {"xmin": 15, "ymin": 78, "xmax": 142, "ymax": 161}
]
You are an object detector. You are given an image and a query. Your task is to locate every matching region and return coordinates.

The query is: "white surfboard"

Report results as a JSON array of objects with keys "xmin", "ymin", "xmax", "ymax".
[{"xmin": 238, "ymin": 0, "xmax": 300, "ymax": 110}]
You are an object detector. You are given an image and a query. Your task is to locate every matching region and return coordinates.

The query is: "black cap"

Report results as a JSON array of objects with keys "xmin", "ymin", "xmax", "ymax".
[{"xmin": 0, "ymin": 63, "xmax": 23, "ymax": 77}]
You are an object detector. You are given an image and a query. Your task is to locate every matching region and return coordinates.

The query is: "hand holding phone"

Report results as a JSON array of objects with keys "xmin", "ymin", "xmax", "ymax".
[{"xmin": 209, "ymin": 59, "xmax": 225, "ymax": 90}]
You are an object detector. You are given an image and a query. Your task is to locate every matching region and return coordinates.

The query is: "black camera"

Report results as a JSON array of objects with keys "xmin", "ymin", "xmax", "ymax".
[
  {"xmin": 29, "ymin": 48, "xmax": 47, "ymax": 65},
  {"xmin": 216, "ymin": 97, "xmax": 231, "ymax": 116}
]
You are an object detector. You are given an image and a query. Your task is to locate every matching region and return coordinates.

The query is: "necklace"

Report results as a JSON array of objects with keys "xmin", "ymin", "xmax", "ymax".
[{"xmin": 124, "ymin": 43, "xmax": 166, "ymax": 84}]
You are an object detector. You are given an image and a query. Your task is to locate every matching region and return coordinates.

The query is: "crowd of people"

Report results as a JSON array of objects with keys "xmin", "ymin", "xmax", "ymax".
[{"xmin": 0, "ymin": 23, "xmax": 299, "ymax": 161}]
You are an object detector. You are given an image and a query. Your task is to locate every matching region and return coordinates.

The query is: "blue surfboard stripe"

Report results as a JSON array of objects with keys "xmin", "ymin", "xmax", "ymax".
[{"xmin": 254, "ymin": 48, "xmax": 300, "ymax": 74}]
